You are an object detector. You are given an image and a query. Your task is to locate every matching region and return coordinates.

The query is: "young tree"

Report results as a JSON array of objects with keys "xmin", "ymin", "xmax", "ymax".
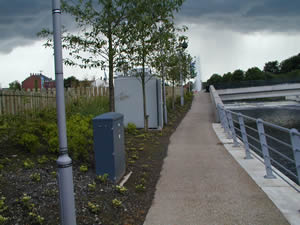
[
  {"xmin": 126, "ymin": 0, "xmax": 184, "ymax": 130},
  {"xmin": 165, "ymin": 51, "xmax": 181, "ymax": 109},
  {"xmin": 152, "ymin": 22, "xmax": 187, "ymax": 124},
  {"xmin": 39, "ymin": 0, "xmax": 134, "ymax": 111}
]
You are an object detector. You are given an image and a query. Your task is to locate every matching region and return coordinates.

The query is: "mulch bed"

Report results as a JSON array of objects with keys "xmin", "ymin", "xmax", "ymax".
[{"xmin": 0, "ymin": 99, "xmax": 192, "ymax": 225}]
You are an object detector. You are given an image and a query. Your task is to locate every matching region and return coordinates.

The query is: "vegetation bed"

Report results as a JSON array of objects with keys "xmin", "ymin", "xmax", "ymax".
[{"xmin": 0, "ymin": 94, "xmax": 193, "ymax": 225}]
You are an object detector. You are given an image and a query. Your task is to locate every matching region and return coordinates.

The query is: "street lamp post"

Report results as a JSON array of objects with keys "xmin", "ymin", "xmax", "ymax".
[
  {"xmin": 159, "ymin": 26, "xmax": 168, "ymax": 125},
  {"xmin": 180, "ymin": 40, "xmax": 188, "ymax": 106},
  {"xmin": 52, "ymin": 0, "xmax": 77, "ymax": 224}
]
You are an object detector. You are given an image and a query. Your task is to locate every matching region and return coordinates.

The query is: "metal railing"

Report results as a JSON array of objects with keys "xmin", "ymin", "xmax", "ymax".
[{"xmin": 217, "ymin": 104, "xmax": 300, "ymax": 191}]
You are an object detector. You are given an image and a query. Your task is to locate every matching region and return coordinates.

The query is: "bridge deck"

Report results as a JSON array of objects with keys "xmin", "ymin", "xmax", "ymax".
[{"xmin": 144, "ymin": 93, "xmax": 289, "ymax": 225}]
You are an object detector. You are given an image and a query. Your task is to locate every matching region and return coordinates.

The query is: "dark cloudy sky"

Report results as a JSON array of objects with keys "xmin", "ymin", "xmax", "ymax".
[{"xmin": 1, "ymin": 0, "xmax": 300, "ymax": 87}]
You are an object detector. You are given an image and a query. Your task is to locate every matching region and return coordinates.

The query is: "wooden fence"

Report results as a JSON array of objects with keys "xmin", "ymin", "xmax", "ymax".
[
  {"xmin": 0, "ymin": 86, "xmax": 184, "ymax": 115},
  {"xmin": 165, "ymin": 86, "xmax": 182, "ymax": 99},
  {"xmin": 0, "ymin": 87, "xmax": 109, "ymax": 115}
]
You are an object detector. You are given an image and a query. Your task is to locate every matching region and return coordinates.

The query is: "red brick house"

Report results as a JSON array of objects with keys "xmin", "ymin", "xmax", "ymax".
[{"xmin": 22, "ymin": 73, "xmax": 56, "ymax": 91}]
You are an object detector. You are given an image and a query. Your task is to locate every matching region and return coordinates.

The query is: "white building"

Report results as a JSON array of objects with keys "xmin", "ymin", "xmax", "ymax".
[{"xmin": 91, "ymin": 77, "xmax": 108, "ymax": 87}]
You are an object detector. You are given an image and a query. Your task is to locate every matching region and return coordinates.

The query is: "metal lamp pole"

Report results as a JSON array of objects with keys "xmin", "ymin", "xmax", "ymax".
[
  {"xmin": 52, "ymin": 0, "xmax": 76, "ymax": 224},
  {"xmin": 180, "ymin": 41, "xmax": 188, "ymax": 106},
  {"xmin": 159, "ymin": 26, "xmax": 168, "ymax": 125}
]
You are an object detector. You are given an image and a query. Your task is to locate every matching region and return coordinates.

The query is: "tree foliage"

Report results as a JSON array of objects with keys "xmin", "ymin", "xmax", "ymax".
[
  {"xmin": 206, "ymin": 52, "xmax": 300, "ymax": 89},
  {"xmin": 39, "ymin": 0, "xmax": 136, "ymax": 111},
  {"xmin": 264, "ymin": 61, "xmax": 280, "ymax": 74},
  {"xmin": 9, "ymin": 81, "xmax": 21, "ymax": 91},
  {"xmin": 125, "ymin": 0, "xmax": 185, "ymax": 130},
  {"xmin": 245, "ymin": 67, "xmax": 265, "ymax": 80},
  {"xmin": 231, "ymin": 69, "xmax": 244, "ymax": 81},
  {"xmin": 280, "ymin": 53, "xmax": 300, "ymax": 73},
  {"xmin": 64, "ymin": 76, "xmax": 79, "ymax": 88}
]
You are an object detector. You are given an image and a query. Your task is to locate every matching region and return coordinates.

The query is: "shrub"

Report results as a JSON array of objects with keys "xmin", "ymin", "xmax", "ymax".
[
  {"xmin": 115, "ymin": 185, "xmax": 127, "ymax": 194},
  {"xmin": 0, "ymin": 196, "xmax": 8, "ymax": 213},
  {"xmin": 0, "ymin": 215, "xmax": 8, "ymax": 223},
  {"xmin": 19, "ymin": 133, "xmax": 40, "ymax": 153},
  {"xmin": 135, "ymin": 184, "xmax": 146, "ymax": 192},
  {"xmin": 79, "ymin": 165, "xmax": 88, "ymax": 172},
  {"xmin": 23, "ymin": 159, "xmax": 35, "ymax": 169},
  {"xmin": 126, "ymin": 123, "xmax": 137, "ymax": 134},
  {"xmin": 96, "ymin": 173, "xmax": 108, "ymax": 183},
  {"xmin": 112, "ymin": 199, "xmax": 122, "ymax": 208},
  {"xmin": 37, "ymin": 155, "xmax": 48, "ymax": 164},
  {"xmin": 67, "ymin": 114, "xmax": 93, "ymax": 161},
  {"xmin": 87, "ymin": 202, "xmax": 100, "ymax": 213},
  {"xmin": 28, "ymin": 212, "xmax": 44, "ymax": 224},
  {"xmin": 43, "ymin": 123, "xmax": 58, "ymax": 153},
  {"xmin": 30, "ymin": 173, "xmax": 41, "ymax": 182},
  {"xmin": 88, "ymin": 182, "xmax": 96, "ymax": 191}
]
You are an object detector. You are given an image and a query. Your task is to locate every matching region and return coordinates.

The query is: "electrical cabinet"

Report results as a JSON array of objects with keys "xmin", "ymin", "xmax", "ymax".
[{"xmin": 92, "ymin": 112, "xmax": 125, "ymax": 183}]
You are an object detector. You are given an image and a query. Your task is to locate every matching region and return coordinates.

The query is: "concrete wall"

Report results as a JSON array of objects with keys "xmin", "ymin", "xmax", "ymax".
[{"xmin": 209, "ymin": 85, "xmax": 224, "ymax": 122}]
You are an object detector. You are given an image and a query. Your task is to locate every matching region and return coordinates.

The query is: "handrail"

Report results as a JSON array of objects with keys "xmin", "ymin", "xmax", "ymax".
[{"xmin": 217, "ymin": 104, "xmax": 300, "ymax": 190}]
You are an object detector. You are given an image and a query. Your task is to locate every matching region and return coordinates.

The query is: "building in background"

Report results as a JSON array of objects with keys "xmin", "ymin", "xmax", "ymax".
[
  {"xmin": 22, "ymin": 73, "xmax": 55, "ymax": 91},
  {"xmin": 91, "ymin": 77, "xmax": 108, "ymax": 88},
  {"xmin": 194, "ymin": 56, "xmax": 202, "ymax": 91}
]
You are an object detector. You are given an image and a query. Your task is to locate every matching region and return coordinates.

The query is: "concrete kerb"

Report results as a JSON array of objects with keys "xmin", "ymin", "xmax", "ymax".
[{"xmin": 213, "ymin": 123, "xmax": 300, "ymax": 225}]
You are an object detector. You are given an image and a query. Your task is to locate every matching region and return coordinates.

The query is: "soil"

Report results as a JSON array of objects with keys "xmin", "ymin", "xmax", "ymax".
[{"xmin": 0, "ymin": 99, "xmax": 192, "ymax": 225}]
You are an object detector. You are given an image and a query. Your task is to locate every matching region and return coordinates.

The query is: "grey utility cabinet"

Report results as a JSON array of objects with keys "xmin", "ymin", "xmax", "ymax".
[
  {"xmin": 92, "ymin": 112, "xmax": 125, "ymax": 183},
  {"xmin": 114, "ymin": 76, "xmax": 164, "ymax": 129}
]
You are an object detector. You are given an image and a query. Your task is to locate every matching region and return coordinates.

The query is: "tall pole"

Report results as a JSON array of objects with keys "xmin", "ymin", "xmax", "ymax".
[
  {"xmin": 52, "ymin": 0, "xmax": 77, "ymax": 224},
  {"xmin": 180, "ymin": 41, "xmax": 188, "ymax": 106},
  {"xmin": 180, "ymin": 53, "xmax": 184, "ymax": 106}
]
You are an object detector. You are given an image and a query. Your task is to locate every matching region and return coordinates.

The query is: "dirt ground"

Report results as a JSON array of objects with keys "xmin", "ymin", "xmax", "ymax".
[{"xmin": 0, "ymin": 98, "xmax": 193, "ymax": 225}]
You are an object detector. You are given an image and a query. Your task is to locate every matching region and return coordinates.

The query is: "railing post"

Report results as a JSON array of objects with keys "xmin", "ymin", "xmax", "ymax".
[
  {"xmin": 217, "ymin": 104, "xmax": 225, "ymax": 128},
  {"xmin": 222, "ymin": 108, "xmax": 232, "ymax": 138},
  {"xmin": 290, "ymin": 128, "xmax": 300, "ymax": 185},
  {"xmin": 256, "ymin": 119, "xmax": 276, "ymax": 179},
  {"xmin": 227, "ymin": 111, "xmax": 239, "ymax": 147},
  {"xmin": 238, "ymin": 113, "xmax": 253, "ymax": 159}
]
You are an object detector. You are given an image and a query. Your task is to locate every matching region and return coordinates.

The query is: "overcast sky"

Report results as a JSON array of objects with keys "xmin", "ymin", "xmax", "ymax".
[{"xmin": 1, "ymin": 0, "xmax": 300, "ymax": 88}]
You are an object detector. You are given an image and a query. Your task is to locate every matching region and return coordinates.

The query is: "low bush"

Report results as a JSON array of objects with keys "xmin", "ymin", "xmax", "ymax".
[{"xmin": 126, "ymin": 123, "xmax": 137, "ymax": 134}]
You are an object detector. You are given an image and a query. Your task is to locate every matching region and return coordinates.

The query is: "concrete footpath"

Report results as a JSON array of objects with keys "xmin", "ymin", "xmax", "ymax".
[{"xmin": 144, "ymin": 93, "xmax": 290, "ymax": 225}]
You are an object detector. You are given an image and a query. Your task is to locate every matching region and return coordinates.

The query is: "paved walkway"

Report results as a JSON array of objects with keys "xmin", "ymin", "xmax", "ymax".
[{"xmin": 144, "ymin": 93, "xmax": 289, "ymax": 225}]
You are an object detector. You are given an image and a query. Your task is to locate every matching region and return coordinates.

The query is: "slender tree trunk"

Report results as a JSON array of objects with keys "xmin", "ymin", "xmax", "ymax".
[
  {"xmin": 108, "ymin": 27, "xmax": 115, "ymax": 112},
  {"xmin": 142, "ymin": 56, "xmax": 148, "ymax": 131},
  {"xmin": 161, "ymin": 66, "xmax": 167, "ymax": 125},
  {"xmin": 172, "ymin": 79, "xmax": 175, "ymax": 110}
]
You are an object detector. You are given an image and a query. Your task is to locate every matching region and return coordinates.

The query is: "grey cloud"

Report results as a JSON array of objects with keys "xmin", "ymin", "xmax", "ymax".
[
  {"xmin": 0, "ymin": 0, "xmax": 74, "ymax": 54},
  {"xmin": 1, "ymin": 0, "xmax": 300, "ymax": 53},
  {"xmin": 177, "ymin": 0, "xmax": 300, "ymax": 33}
]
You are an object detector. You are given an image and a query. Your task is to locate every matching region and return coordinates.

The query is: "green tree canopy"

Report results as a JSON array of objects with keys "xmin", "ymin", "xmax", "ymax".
[
  {"xmin": 280, "ymin": 53, "xmax": 300, "ymax": 73},
  {"xmin": 9, "ymin": 80, "xmax": 21, "ymax": 91},
  {"xmin": 222, "ymin": 72, "xmax": 232, "ymax": 82},
  {"xmin": 264, "ymin": 61, "xmax": 280, "ymax": 74},
  {"xmin": 207, "ymin": 74, "xmax": 222, "ymax": 85},
  {"xmin": 39, "ymin": 0, "xmax": 136, "ymax": 111},
  {"xmin": 245, "ymin": 67, "xmax": 265, "ymax": 80},
  {"xmin": 64, "ymin": 76, "xmax": 79, "ymax": 88},
  {"xmin": 231, "ymin": 69, "xmax": 244, "ymax": 81}
]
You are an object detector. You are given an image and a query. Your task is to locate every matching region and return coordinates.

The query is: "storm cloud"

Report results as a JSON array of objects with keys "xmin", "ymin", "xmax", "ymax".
[
  {"xmin": 0, "ymin": 0, "xmax": 75, "ymax": 53},
  {"xmin": 1, "ymin": 0, "xmax": 300, "ymax": 53},
  {"xmin": 178, "ymin": 0, "xmax": 300, "ymax": 33}
]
